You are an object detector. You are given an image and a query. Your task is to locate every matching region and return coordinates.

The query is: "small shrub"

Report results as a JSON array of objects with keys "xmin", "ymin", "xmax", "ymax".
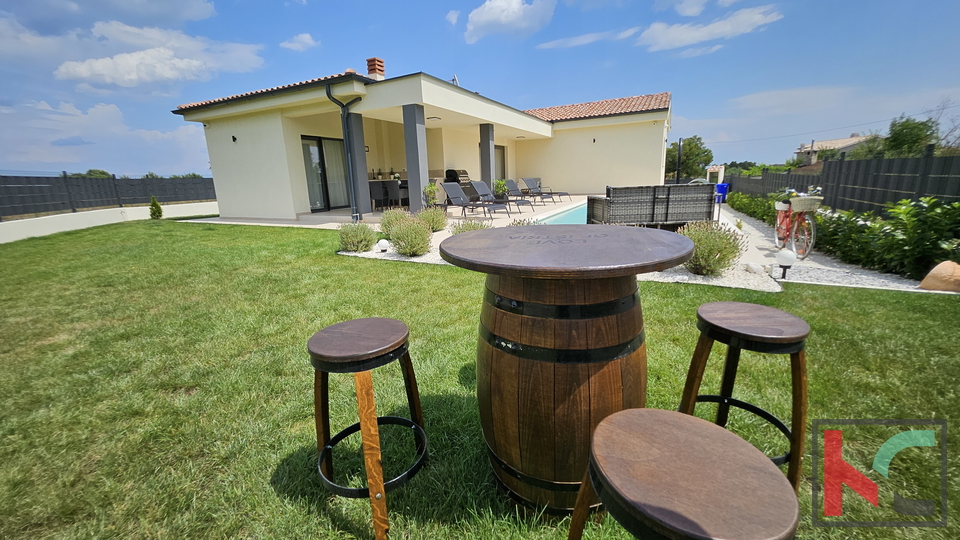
[
  {"xmin": 678, "ymin": 221, "xmax": 747, "ymax": 276},
  {"xmin": 337, "ymin": 222, "xmax": 377, "ymax": 252},
  {"xmin": 416, "ymin": 206, "xmax": 448, "ymax": 232},
  {"xmin": 735, "ymin": 218, "xmax": 743, "ymax": 230},
  {"xmin": 726, "ymin": 191, "xmax": 778, "ymax": 225},
  {"xmin": 508, "ymin": 218, "xmax": 541, "ymax": 226},
  {"xmin": 149, "ymin": 195, "xmax": 162, "ymax": 219},
  {"xmin": 390, "ymin": 217, "xmax": 432, "ymax": 256},
  {"xmin": 493, "ymin": 179, "xmax": 509, "ymax": 197},
  {"xmin": 423, "ymin": 182, "xmax": 439, "ymax": 206},
  {"xmin": 449, "ymin": 219, "xmax": 492, "ymax": 235},
  {"xmin": 379, "ymin": 209, "xmax": 411, "ymax": 239}
]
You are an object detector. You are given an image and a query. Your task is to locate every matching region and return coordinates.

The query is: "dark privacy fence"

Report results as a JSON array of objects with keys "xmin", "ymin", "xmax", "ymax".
[
  {"xmin": 0, "ymin": 173, "xmax": 216, "ymax": 221},
  {"xmin": 726, "ymin": 148, "xmax": 960, "ymax": 214}
]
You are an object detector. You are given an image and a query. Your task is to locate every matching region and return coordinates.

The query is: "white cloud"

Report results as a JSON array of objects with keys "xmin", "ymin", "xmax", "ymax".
[
  {"xmin": 280, "ymin": 33, "xmax": 319, "ymax": 51},
  {"xmin": 49, "ymin": 21, "xmax": 263, "ymax": 88},
  {"xmin": 655, "ymin": 0, "xmax": 710, "ymax": 17},
  {"xmin": 730, "ymin": 87, "xmax": 854, "ymax": 116},
  {"xmin": 638, "ymin": 5, "xmax": 783, "ymax": 51},
  {"xmin": 446, "ymin": 10, "xmax": 461, "ymax": 25},
  {"xmin": 464, "ymin": 0, "xmax": 557, "ymax": 44},
  {"xmin": 717, "ymin": 0, "xmax": 742, "ymax": 6},
  {"xmin": 678, "ymin": 44, "xmax": 722, "ymax": 57},
  {"xmin": 0, "ymin": 101, "xmax": 208, "ymax": 175},
  {"xmin": 537, "ymin": 26, "xmax": 640, "ymax": 49}
]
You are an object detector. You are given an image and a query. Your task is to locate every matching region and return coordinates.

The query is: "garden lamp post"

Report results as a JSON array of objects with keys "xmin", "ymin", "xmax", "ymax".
[{"xmin": 776, "ymin": 249, "xmax": 797, "ymax": 279}]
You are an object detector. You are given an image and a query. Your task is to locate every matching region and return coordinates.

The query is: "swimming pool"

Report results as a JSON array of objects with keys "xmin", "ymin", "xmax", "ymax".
[{"xmin": 539, "ymin": 202, "xmax": 587, "ymax": 225}]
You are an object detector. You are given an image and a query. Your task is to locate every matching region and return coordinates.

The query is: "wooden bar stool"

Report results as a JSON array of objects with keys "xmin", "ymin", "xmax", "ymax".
[
  {"xmin": 678, "ymin": 302, "xmax": 809, "ymax": 491},
  {"xmin": 569, "ymin": 408, "xmax": 799, "ymax": 540},
  {"xmin": 308, "ymin": 318, "xmax": 427, "ymax": 540}
]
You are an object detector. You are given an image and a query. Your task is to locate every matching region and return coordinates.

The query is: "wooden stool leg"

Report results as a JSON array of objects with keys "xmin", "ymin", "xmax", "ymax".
[
  {"xmin": 399, "ymin": 351, "xmax": 425, "ymax": 428},
  {"xmin": 679, "ymin": 333, "xmax": 714, "ymax": 415},
  {"xmin": 787, "ymin": 350, "xmax": 808, "ymax": 492},
  {"xmin": 715, "ymin": 346, "xmax": 742, "ymax": 428},
  {"xmin": 568, "ymin": 466, "xmax": 597, "ymax": 540},
  {"xmin": 315, "ymin": 370, "xmax": 332, "ymax": 480},
  {"xmin": 354, "ymin": 371, "xmax": 389, "ymax": 540}
]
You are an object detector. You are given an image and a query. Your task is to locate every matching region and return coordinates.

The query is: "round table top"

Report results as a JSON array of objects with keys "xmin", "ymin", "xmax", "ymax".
[
  {"xmin": 592, "ymin": 408, "xmax": 799, "ymax": 540},
  {"xmin": 308, "ymin": 318, "xmax": 409, "ymax": 363},
  {"xmin": 439, "ymin": 225, "xmax": 693, "ymax": 279},
  {"xmin": 697, "ymin": 302, "xmax": 810, "ymax": 344}
]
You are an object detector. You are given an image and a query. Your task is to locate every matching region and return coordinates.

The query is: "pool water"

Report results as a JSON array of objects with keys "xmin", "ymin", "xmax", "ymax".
[{"xmin": 540, "ymin": 203, "xmax": 587, "ymax": 224}]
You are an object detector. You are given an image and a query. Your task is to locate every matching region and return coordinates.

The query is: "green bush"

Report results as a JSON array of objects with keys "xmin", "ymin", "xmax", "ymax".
[
  {"xmin": 725, "ymin": 191, "xmax": 778, "ymax": 225},
  {"xmin": 493, "ymin": 179, "xmax": 509, "ymax": 197},
  {"xmin": 149, "ymin": 195, "xmax": 163, "ymax": 220},
  {"xmin": 423, "ymin": 182, "xmax": 438, "ymax": 206},
  {"xmin": 390, "ymin": 217, "xmax": 432, "ymax": 256},
  {"xmin": 337, "ymin": 222, "xmax": 377, "ymax": 252},
  {"xmin": 449, "ymin": 219, "xmax": 491, "ymax": 235},
  {"xmin": 508, "ymin": 218, "xmax": 541, "ymax": 226},
  {"xmin": 817, "ymin": 198, "xmax": 960, "ymax": 279},
  {"xmin": 416, "ymin": 206, "xmax": 448, "ymax": 232},
  {"xmin": 379, "ymin": 209, "xmax": 411, "ymax": 239},
  {"xmin": 678, "ymin": 221, "xmax": 747, "ymax": 276}
]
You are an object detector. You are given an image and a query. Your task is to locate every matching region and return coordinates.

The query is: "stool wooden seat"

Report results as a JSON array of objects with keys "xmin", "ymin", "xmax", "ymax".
[
  {"xmin": 308, "ymin": 318, "xmax": 427, "ymax": 540},
  {"xmin": 569, "ymin": 409, "xmax": 799, "ymax": 540},
  {"xmin": 678, "ymin": 302, "xmax": 809, "ymax": 491}
]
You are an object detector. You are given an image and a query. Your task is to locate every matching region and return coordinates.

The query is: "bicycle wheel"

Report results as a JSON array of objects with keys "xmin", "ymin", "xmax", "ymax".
[
  {"xmin": 791, "ymin": 214, "xmax": 816, "ymax": 259},
  {"xmin": 774, "ymin": 210, "xmax": 790, "ymax": 249}
]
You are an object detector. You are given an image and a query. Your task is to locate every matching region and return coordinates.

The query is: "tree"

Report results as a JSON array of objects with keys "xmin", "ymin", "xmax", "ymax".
[
  {"xmin": 847, "ymin": 133, "xmax": 886, "ymax": 160},
  {"xmin": 142, "ymin": 171, "xmax": 162, "ymax": 179},
  {"xmin": 816, "ymin": 148, "xmax": 840, "ymax": 161},
  {"xmin": 170, "ymin": 172, "xmax": 203, "ymax": 178},
  {"xmin": 68, "ymin": 169, "xmax": 112, "ymax": 178},
  {"xmin": 884, "ymin": 114, "xmax": 938, "ymax": 158},
  {"xmin": 665, "ymin": 136, "xmax": 714, "ymax": 180}
]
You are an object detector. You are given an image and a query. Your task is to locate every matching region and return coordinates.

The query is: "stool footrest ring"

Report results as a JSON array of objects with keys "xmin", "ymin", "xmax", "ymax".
[
  {"xmin": 693, "ymin": 395, "xmax": 792, "ymax": 466},
  {"xmin": 317, "ymin": 416, "xmax": 427, "ymax": 499}
]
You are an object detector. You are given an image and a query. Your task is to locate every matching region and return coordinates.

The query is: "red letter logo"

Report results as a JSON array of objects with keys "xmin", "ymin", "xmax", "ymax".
[{"xmin": 823, "ymin": 430, "xmax": 879, "ymax": 516}]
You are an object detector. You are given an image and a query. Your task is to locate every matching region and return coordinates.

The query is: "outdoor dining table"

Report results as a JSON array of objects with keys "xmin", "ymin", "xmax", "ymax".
[{"xmin": 439, "ymin": 224, "xmax": 693, "ymax": 512}]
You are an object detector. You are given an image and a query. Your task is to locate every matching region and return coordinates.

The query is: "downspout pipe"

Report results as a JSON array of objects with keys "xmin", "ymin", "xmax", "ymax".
[{"xmin": 326, "ymin": 85, "xmax": 362, "ymax": 221}]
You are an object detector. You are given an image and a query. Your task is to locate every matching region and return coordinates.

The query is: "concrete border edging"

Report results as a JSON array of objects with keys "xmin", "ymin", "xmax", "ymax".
[{"xmin": 0, "ymin": 202, "xmax": 220, "ymax": 244}]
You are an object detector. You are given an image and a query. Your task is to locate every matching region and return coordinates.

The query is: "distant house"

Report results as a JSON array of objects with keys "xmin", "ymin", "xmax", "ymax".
[
  {"xmin": 172, "ymin": 57, "xmax": 671, "ymax": 221},
  {"xmin": 795, "ymin": 134, "xmax": 872, "ymax": 166}
]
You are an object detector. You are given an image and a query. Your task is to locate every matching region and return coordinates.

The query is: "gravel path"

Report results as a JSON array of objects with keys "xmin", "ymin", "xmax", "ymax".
[{"xmin": 340, "ymin": 207, "xmax": 934, "ymax": 294}]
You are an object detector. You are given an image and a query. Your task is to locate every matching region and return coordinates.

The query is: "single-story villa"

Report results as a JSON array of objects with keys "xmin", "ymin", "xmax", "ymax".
[
  {"xmin": 795, "ymin": 134, "xmax": 872, "ymax": 166},
  {"xmin": 173, "ymin": 58, "xmax": 671, "ymax": 220}
]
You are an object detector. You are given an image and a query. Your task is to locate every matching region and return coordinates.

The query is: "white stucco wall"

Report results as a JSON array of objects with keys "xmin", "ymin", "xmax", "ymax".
[
  {"xmin": 515, "ymin": 113, "xmax": 669, "ymax": 194},
  {"xmin": 442, "ymin": 128, "xmax": 481, "ymax": 179},
  {"xmin": 203, "ymin": 111, "xmax": 299, "ymax": 219}
]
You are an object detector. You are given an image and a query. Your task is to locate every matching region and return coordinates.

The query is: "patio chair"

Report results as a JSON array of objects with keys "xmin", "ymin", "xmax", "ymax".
[
  {"xmin": 522, "ymin": 177, "xmax": 568, "ymax": 202},
  {"xmin": 472, "ymin": 181, "xmax": 531, "ymax": 214},
  {"xmin": 440, "ymin": 182, "xmax": 508, "ymax": 217},
  {"xmin": 385, "ymin": 180, "xmax": 405, "ymax": 207},
  {"xmin": 517, "ymin": 178, "xmax": 554, "ymax": 205}
]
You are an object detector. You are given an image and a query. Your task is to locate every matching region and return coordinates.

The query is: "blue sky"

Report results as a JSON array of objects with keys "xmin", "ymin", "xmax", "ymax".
[{"xmin": 2, "ymin": 0, "xmax": 959, "ymax": 176}]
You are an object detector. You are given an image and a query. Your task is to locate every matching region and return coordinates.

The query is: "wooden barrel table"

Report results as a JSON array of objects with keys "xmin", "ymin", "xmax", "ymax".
[{"xmin": 439, "ymin": 225, "xmax": 693, "ymax": 512}]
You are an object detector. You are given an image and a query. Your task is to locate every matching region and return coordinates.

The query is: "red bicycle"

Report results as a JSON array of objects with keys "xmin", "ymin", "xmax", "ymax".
[{"xmin": 774, "ymin": 187, "xmax": 822, "ymax": 259}]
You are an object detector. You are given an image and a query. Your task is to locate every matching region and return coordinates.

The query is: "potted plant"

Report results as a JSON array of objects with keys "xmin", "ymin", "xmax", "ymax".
[{"xmin": 493, "ymin": 179, "xmax": 509, "ymax": 202}]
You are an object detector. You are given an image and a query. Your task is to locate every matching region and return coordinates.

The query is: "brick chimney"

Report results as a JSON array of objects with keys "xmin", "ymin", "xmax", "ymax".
[{"xmin": 366, "ymin": 57, "xmax": 385, "ymax": 81}]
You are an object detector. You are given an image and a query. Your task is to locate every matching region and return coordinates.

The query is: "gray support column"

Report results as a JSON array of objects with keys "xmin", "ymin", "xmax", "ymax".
[
  {"xmin": 480, "ymin": 123, "xmax": 495, "ymax": 188},
  {"xmin": 402, "ymin": 104, "xmax": 428, "ymax": 212},
  {"xmin": 346, "ymin": 112, "xmax": 371, "ymax": 214}
]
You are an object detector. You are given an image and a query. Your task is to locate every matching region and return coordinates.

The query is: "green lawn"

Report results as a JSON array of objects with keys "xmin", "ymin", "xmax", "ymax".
[{"xmin": 1, "ymin": 220, "xmax": 957, "ymax": 539}]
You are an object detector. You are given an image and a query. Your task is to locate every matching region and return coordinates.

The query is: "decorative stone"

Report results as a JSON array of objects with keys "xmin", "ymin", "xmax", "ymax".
[
  {"xmin": 920, "ymin": 261, "xmax": 960, "ymax": 293},
  {"xmin": 745, "ymin": 262, "xmax": 764, "ymax": 274}
]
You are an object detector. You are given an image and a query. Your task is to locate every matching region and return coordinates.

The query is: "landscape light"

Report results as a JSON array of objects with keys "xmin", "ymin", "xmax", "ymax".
[{"xmin": 775, "ymin": 249, "xmax": 797, "ymax": 279}]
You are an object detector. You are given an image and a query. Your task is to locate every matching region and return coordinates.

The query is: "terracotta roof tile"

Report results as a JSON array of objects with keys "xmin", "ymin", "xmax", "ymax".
[
  {"xmin": 524, "ymin": 92, "xmax": 670, "ymax": 122},
  {"xmin": 175, "ymin": 71, "xmax": 371, "ymax": 112}
]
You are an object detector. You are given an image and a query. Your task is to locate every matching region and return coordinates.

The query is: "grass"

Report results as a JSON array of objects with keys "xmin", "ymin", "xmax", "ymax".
[{"xmin": 1, "ymin": 220, "xmax": 958, "ymax": 539}]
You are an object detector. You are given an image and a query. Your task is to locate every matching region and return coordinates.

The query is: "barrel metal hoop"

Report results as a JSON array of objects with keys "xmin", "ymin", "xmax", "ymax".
[
  {"xmin": 317, "ymin": 415, "xmax": 428, "ymax": 498},
  {"xmin": 694, "ymin": 395, "xmax": 792, "ymax": 466},
  {"xmin": 486, "ymin": 443, "xmax": 582, "ymax": 492},
  {"xmin": 484, "ymin": 288, "xmax": 640, "ymax": 320},
  {"xmin": 491, "ymin": 475, "xmax": 591, "ymax": 516},
  {"xmin": 480, "ymin": 324, "xmax": 645, "ymax": 364}
]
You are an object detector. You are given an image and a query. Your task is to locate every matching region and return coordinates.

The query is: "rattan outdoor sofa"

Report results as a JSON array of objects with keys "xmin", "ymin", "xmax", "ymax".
[{"xmin": 587, "ymin": 184, "xmax": 716, "ymax": 226}]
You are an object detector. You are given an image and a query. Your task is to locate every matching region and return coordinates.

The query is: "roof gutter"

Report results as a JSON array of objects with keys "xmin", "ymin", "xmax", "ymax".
[{"xmin": 326, "ymin": 84, "xmax": 363, "ymax": 222}]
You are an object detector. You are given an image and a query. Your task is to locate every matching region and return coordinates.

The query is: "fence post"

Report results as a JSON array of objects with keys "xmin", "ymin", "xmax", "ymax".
[
  {"xmin": 827, "ymin": 153, "xmax": 844, "ymax": 210},
  {"xmin": 112, "ymin": 174, "xmax": 123, "ymax": 207},
  {"xmin": 913, "ymin": 144, "xmax": 936, "ymax": 201},
  {"xmin": 62, "ymin": 171, "xmax": 77, "ymax": 213}
]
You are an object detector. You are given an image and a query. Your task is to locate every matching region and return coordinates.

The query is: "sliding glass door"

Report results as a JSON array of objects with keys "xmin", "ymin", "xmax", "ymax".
[{"xmin": 301, "ymin": 136, "xmax": 350, "ymax": 212}]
